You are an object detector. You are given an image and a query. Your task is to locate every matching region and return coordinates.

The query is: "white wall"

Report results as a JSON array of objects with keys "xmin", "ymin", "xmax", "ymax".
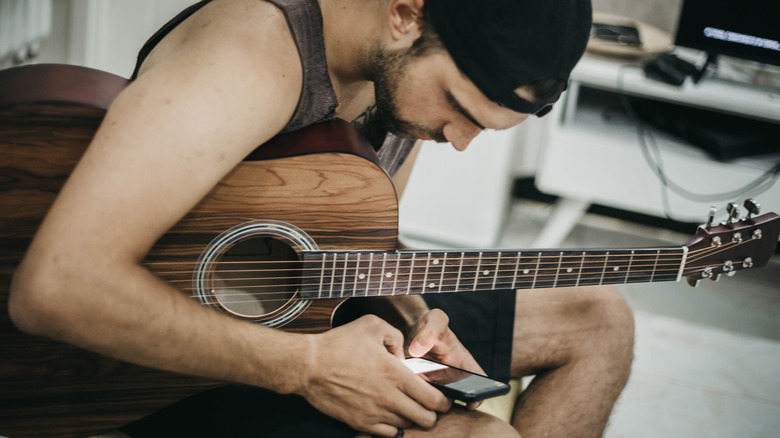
[
  {"xmin": 1, "ymin": 0, "xmax": 196, "ymax": 76},
  {"xmin": 66, "ymin": 0, "xmax": 196, "ymax": 77}
]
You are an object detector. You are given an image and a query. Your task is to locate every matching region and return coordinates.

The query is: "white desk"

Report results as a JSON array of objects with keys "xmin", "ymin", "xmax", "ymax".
[{"xmin": 533, "ymin": 53, "xmax": 780, "ymax": 247}]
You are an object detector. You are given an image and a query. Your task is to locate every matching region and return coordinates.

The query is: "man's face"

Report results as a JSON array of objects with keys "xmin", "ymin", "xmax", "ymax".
[{"xmin": 371, "ymin": 45, "xmax": 530, "ymax": 151}]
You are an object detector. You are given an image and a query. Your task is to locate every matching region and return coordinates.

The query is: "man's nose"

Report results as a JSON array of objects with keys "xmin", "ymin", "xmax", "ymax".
[{"xmin": 443, "ymin": 123, "xmax": 481, "ymax": 151}]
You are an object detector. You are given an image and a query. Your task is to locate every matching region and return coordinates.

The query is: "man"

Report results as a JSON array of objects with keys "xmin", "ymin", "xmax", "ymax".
[{"xmin": 9, "ymin": 0, "xmax": 634, "ymax": 436}]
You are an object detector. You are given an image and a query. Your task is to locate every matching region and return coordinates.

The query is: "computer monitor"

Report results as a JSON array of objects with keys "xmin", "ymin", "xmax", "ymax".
[{"xmin": 675, "ymin": 0, "xmax": 780, "ymax": 68}]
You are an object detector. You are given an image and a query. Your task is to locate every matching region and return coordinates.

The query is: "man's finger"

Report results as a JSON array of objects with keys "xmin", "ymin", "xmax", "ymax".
[{"xmin": 408, "ymin": 309, "xmax": 449, "ymax": 357}]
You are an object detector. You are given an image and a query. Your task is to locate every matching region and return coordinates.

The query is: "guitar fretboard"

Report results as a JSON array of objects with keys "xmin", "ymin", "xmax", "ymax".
[{"xmin": 300, "ymin": 248, "xmax": 685, "ymax": 299}]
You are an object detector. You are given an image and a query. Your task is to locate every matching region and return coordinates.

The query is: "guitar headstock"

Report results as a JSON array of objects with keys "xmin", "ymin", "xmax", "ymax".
[{"xmin": 682, "ymin": 200, "xmax": 779, "ymax": 286}]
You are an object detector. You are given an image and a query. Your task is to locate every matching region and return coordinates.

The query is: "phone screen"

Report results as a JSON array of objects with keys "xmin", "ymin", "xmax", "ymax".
[{"xmin": 403, "ymin": 358, "xmax": 510, "ymax": 403}]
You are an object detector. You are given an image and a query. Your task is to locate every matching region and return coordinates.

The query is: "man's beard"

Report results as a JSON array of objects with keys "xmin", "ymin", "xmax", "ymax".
[{"xmin": 370, "ymin": 46, "xmax": 446, "ymax": 143}]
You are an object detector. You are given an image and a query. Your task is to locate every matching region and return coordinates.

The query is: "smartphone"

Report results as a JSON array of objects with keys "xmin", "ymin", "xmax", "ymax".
[
  {"xmin": 403, "ymin": 357, "xmax": 510, "ymax": 403},
  {"xmin": 591, "ymin": 23, "xmax": 641, "ymax": 46}
]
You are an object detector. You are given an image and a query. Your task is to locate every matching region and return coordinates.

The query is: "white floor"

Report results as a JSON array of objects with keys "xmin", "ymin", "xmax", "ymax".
[{"xmin": 496, "ymin": 200, "xmax": 780, "ymax": 438}]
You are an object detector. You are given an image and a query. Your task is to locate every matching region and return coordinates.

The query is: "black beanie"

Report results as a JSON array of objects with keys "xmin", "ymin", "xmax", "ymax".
[{"xmin": 424, "ymin": 0, "xmax": 592, "ymax": 113}]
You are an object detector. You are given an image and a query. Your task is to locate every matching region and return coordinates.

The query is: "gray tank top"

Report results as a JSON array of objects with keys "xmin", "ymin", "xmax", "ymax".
[{"xmin": 132, "ymin": 0, "xmax": 415, "ymax": 175}]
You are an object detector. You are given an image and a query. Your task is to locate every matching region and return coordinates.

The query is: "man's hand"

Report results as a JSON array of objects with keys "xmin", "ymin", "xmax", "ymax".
[
  {"xmin": 297, "ymin": 315, "xmax": 452, "ymax": 437},
  {"xmin": 406, "ymin": 309, "xmax": 486, "ymax": 410}
]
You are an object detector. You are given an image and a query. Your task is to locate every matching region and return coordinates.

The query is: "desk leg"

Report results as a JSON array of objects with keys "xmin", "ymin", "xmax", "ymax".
[{"xmin": 531, "ymin": 197, "xmax": 590, "ymax": 248}]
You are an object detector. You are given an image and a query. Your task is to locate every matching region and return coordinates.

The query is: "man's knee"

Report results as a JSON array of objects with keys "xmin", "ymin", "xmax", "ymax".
[{"xmin": 578, "ymin": 286, "xmax": 635, "ymax": 372}]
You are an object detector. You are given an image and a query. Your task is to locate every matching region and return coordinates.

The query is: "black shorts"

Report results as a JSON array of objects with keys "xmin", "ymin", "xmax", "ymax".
[
  {"xmin": 423, "ymin": 289, "xmax": 516, "ymax": 383},
  {"xmin": 121, "ymin": 290, "xmax": 516, "ymax": 437}
]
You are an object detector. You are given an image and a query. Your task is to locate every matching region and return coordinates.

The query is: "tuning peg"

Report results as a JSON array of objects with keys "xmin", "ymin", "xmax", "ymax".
[
  {"xmin": 726, "ymin": 202, "xmax": 740, "ymax": 225},
  {"xmin": 744, "ymin": 199, "xmax": 761, "ymax": 220},
  {"xmin": 702, "ymin": 206, "xmax": 717, "ymax": 230}
]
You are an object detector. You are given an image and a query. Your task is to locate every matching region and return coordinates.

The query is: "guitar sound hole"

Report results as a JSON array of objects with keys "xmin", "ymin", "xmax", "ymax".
[{"xmin": 210, "ymin": 236, "xmax": 301, "ymax": 318}]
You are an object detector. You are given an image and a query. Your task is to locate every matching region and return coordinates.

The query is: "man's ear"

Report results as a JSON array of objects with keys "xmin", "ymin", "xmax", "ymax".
[{"xmin": 387, "ymin": 0, "xmax": 425, "ymax": 46}]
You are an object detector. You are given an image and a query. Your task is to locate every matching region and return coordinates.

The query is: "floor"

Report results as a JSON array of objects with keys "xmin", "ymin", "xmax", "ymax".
[{"xmin": 497, "ymin": 200, "xmax": 780, "ymax": 437}]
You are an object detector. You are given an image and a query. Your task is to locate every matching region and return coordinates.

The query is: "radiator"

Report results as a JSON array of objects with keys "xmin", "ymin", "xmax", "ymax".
[{"xmin": 0, "ymin": 0, "xmax": 52, "ymax": 63}]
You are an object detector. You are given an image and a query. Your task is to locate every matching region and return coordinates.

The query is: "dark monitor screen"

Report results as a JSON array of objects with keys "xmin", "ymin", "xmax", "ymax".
[{"xmin": 675, "ymin": 0, "xmax": 780, "ymax": 67}]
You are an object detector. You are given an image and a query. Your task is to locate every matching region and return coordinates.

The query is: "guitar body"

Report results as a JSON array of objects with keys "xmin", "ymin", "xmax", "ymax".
[{"xmin": 0, "ymin": 65, "xmax": 398, "ymax": 437}]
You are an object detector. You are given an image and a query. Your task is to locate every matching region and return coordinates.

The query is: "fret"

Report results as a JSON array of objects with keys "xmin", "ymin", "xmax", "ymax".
[
  {"xmin": 326, "ymin": 253, "xmax": 338, "ymax": 298},
  {"xmin": 552, "ymin": 252, "xmax": 564, "ymax": 287},
  {"xmin": 472, "ymin": 252, "xmax": 483, "ymax": 290},
  {"xmin": 377, "ymin": 252, "xmax": 398, "ymax": 296},
  {"xmin": 553, "ymin": 251, "xmax": 580, "ymax": 288},
  {"xmin": 675, "ymin": 248, "xmax": 688, "ymax": 282},
  {"xmin": 475, "ymin": 252, "xmax": 501, "ymax": 291},
  {"xmin": 623, "ymin": 250, "xmax": 635, "ymax": 284},
  {"xmin": 491, "ymin": 252, "xmax": 501, "ymax": 290},
  {"xmin": 575, "ymin": 251, "xmax": 586, "ymax": 287},
  {"xmin": 389, "ymin": 252, "xmax": 413, "ymax": 296},
  {"xmin": 455, "ymin": 252, "xmax": 465, "ymax": 291},
  {"xmin": 406, "ymin": 252, "xmax": 427, "ymax": 294},
  {"xmin": 365, "ymin": 253, "xmax": 374, "ymax": 296},
  {"xmin": 406, "ymin": 252, "xmax": 415, "ymax": 294},
  {"xmin": 441, "ymin": 252, "xmax": 463, "ymax": 293},
  {"xmin": 632, "ymin": 247, "xmax": 685, "ymax": 282},
  {"xmin": 437, "ymin": 253, "xmax": 448, "ymax": 293},
  {"xmin": 599, "ymin": 251, "xmax": 611, "ymax": 285},
  {"xmin": 533, "ymin": 251, "xmax": 567, "ymax": 289},
  {"xmin": 352, "ymin": 252, "xmax": 362, "ymax": 297},
  {"xmin": 649, "ymin": 249, "xmax": 660, "ymax": 282},
  {"xmin": 494, "ymin": 252, "xmax": 516, "ymax": 290},
  {"xmin": 334, "ymin": 253, "xmax": 349, "ymax": 298},
  {"xmin": 513, "ymin": 252, "xmax": 537, "ymax": 290},
  {"xmin": 511, "ymin": 252, "xmax": 521, "ymax": 289},
  {"xmin": 577, "ymin": 251, "xmax": 609, "ymax": 286},
  {"xmin": 420, "ymin": 252, "xmax": 431, "ymax": 294},
  {"xmin": 624, "ymin": 250, "xmax": 655, "ymax": 284},
  {"xmin": 458, "ymin": 252, "xmax": 480, "ymax": 291},
  {"xmin": 425, "ymin": 252, "xmax": 446, "ymax": 293},
  {"xmin": 530, "ymin": 252, "xmax": 543, "ymax": 289},
  {"xmin": 377, "ymin": 253, "xmax": 387, "ymax": 296},
  {"xmin": 600, "ymin": 250, "xmax": 634, "ymax": 285},
  {"xmin": 391, "ymin": 253, "xmax": 399, "ymax": 295},
  {"xmin": 318, "ymin": 253, "xmax": 327, "ymax": 299}
]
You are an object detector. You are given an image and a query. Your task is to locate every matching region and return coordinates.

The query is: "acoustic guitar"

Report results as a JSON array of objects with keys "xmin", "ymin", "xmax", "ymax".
[{"xmin": 1, "ymin": 64, "xmax": 777, "ymax": 438}]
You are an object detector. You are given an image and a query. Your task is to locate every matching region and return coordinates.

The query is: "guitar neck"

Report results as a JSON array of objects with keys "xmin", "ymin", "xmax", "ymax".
[{"xmin": 300, "ymin": 247, "xmax": 688, "ymax": 298}]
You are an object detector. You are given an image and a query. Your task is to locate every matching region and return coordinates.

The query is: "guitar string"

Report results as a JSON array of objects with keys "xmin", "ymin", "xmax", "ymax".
[
  {"xmin": 138, "ymin": 239, "xmax": 751, "ymax": 303},
  {"xmin": 158, "ymin": 252, "xmax": 744, "ymax": 294},
  {"xmin": 186, "ymin": 275, "xmax": 687, "ymax": 306},
  {"xmin": 168, "ymin": 259, "xmax": 688, "ymax": 284},
  {"xmin": 175, "ymin": 260, "xmax": 729, "ymax": 300},
  {"xmin": 143, "ymin": 240, "xmax": 747, "ymax": 280},
  {"xmin": 153, "ymin": 256, "xmax": 687, "ymax": 276},
  {"xmin": 142, "ymin": 239, "xmax": 745, "ymax": 269},
  {"xmin": 179, "ymin": 251, "xmax": 733, "ymax": 304}
]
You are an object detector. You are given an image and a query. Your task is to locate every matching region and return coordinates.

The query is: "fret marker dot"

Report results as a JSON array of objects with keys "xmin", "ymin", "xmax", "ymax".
[
  {"xmin": 566, "ymin": 268, "xmax": 573, "ymax": 273},
  {"xmin": 523, "ymin": 269, "xmax": 530, "ymax": 274},
  {"xmin": 385, "ymin": 272, "xmax": 393, "ymax": 278},
  {"xmin": 613, "ymin": 266, "xmax": 619, "ymax": 271},
  {"xmin": 483, "ymin": 270, "xmax": 490, "ymax": 276},
  {"xmin": 433, "ymin": 259, "xmax": 440, "ymax": 265},
  {"xmin": 358, "ymin": 273, "xmax": 365, "ymax": 280},
  {"xmin": 428, "ymin": 282, "xmax": 436, "ymax": 288}
]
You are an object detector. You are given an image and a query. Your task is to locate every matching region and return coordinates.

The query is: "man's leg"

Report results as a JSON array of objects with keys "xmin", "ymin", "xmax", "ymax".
[{"xmin": 510, "ymin": 285, "xmax": 634, "ymax": 437}]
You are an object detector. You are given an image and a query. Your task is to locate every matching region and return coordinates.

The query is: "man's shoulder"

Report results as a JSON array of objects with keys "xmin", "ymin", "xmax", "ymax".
[{"xmin": 186, "ymin": 0, "xmax": 295, "ymax": 53}]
